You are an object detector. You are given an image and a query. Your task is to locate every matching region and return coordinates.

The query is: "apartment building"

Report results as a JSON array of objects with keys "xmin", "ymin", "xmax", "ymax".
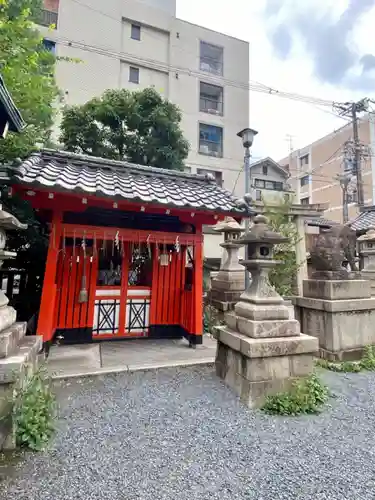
[
  {"xmin": 279, "ymin": 115, "xmax": 375, "ymax": 223},
  {"xmin": 38, "ymin": 0, "xmax": 249, "ymax": 200}
]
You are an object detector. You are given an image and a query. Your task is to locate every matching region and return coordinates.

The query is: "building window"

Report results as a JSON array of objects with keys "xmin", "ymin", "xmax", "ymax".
[
  {"xmin": 200, "ymin": 41, "xmax": 223, "ymax": 75},
  {"xmin": 300, "ymin": 175, "xmax": 310, "ymax": 187},
  {"xmin": 39, "ymin": 8, "xmax": 58, "ymax": 28},
  {"xmin": 184, "ymin": 166, "xmax": 192, "ymax": 173},
  {"xmin": 255, "ymin": 190, "xmax": 262, "ymax": 201},
  {"xmin": 300, "ymin": 154, "xmax": 309, "ymax": 166},
  {"xmin": 254, "ymin": 179, "xmax": 284, "ymax": 191},
  {"xmin": 199, "ymin": 82, "xmax": 223, "ymax": 115},
  {"xmin": 262, "ymin": 165, "xmax": 268, "ymax": 175},
  {"xmin": 131, "ymin": 23, "xmax": 141, "ymax": 41},
  {"xmin": 199, "ymin": 124, "xmax": 223, "ymax": 157},
  {"xmin": 197, "ymin": 168, "xmax": 223, "ymax": 186},
  {"xmin": 301, "ymin": 197, "xmax": 310, "ymax": 205},
  {"xmin": 129, "ymin": 66, "xmax": 139, "ymax": 84},
  {"xmin": 42, "ymin": 39, "xmax": 56, "ymax": 53}
]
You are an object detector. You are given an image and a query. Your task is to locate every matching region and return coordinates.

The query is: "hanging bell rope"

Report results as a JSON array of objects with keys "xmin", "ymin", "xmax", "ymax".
[
  {"xmin": 78, "ymin": 231, "xmax": 88, "ymax": 304},
  {"xmin": 146, "ymin": 234, "xmax": 152, "ymax": 259}
]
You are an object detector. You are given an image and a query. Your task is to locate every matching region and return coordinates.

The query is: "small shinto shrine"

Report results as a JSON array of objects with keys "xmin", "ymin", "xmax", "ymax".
[{"xmin": 9, "ymin": 149, "xmax": 249, "ymax": 348}]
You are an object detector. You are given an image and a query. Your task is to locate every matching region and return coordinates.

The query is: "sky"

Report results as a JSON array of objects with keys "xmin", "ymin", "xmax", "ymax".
[{"xmin": 176, "ymin": 0, "xmax": 375, "ymax": 161}]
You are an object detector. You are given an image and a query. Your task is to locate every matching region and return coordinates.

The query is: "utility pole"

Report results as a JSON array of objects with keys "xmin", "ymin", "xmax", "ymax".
[
  {"xmin": 333, "ymin": 98, "xmax": 369, "ymax": 208},
  {"xmin": 285, "ymin": 134, "xmax": 298, "ymax": 201},
  {"xmin": 336, "ymin": 173, "xmax": 350, "ymax": 223}
]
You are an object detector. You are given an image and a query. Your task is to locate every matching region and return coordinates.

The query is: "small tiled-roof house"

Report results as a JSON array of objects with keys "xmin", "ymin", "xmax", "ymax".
[{"xmin": 8, "ymin": 149, "xmax": 251, "ymax": 348}]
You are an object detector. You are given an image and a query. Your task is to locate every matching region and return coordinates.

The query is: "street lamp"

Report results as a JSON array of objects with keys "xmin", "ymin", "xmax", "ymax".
[
  {"xmin": 237, "ymin": 127, "xmax": 258, "ymax": 289},
  {"xmin": 237, "ymin": 127, "xmax": 258, "ymax": 149}
]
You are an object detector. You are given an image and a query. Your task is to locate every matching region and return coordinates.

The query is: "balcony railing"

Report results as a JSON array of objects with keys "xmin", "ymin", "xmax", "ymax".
[
  {"xmin": 200, "ymin": 96, "xmax": 223, "ymax": 115},
  {"xmin": 199, "ymin": 140, "xmax": 223, "ymax": 158},
  {"xmin": 39, "ymin": 9, "xmax": 58, "ymax": 28},
  {"xmin": 200, "ymin": 56, "xmax": 223, "ymax": 76}
]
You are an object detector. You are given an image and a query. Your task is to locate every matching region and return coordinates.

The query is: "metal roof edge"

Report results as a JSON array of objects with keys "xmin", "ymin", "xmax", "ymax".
[{"xmin": 0, "ymin": 74, "xmax": 25, "ymax": 132}]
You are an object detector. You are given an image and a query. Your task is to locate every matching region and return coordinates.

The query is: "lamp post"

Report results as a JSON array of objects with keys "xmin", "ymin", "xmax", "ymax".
[{"xmin": 237, "ymin": 127, "xmax": 258, "ymax": 289}]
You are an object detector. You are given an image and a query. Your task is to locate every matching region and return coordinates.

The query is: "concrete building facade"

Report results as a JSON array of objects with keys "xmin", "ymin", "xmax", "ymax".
[
  {"xmin": 278, "ymin": 115, "xmax": 375, "ymax": 223},
  {"xmin": 38, "ymin": 0, "xmax": 249, "ymax": 199}
]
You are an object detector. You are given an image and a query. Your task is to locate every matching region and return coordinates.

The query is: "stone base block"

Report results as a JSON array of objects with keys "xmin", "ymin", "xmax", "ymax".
[
  {"xmin": 235, "ymin": 301, "xmax": 290, "ymax": 321},
  {"xmin": 208, "ymin": 299, "xmax": 235, "ymax": 313},
  {"xmin": 211, "ymin": 274, "xmax": 245, "ymax": 291},
  {"xmin": 361, "ymin": 270, "xmax": 375, "ymax": 295},
  {"xmin": 0, "ymin": 335, "xmax": 43, "ymax": 450},
  {"xmin": 225, "ymin": 312, "xmax": 300, "ymax": 338},
  {"xmin": 311, "ymin": 270, "xmax": 362, "ymax": 281},
  {"xmin": 0, "ymin": 335, "xmax": 42, "ymax": 385},
  {"xmin": 303, "ymin": 279, "xmax": 370, "ymax": 300},
  {"xmin": 0, "ymin": 306, "xmax": 17, "ymax": 334},
  {"xmin": 0, "ymin": 322, "xmax": 26, "ymax": 359},
  {"xmin": 237, "ymin": 317, "xmax": 300, "ymax": 338},
  {"xmin": 215, "ymin": 328, "xmax": 317, "ymax": 408},
  {"xmin": 318, "ymin": 346, "xmax": 375, "ymax": 362},
  {"xmin": 295, "ymin": 296, "xmax": 375, "ymax": 358},
  {"xmin": 209, "ymin": 288, "xmax": 244, "ymax": 303}
]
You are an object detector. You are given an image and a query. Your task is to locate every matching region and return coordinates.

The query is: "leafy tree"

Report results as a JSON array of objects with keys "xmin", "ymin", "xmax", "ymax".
[
  {"xmin": 0, "ymin": 0, "xmax": 60, "ymax": 163},
  {"xmin": 60, "ymin": 87, "xmax": 190, "ymax": 170},
  {"xmin": 264, "ymin": 198, "xmax": 302, "ymax": 297},
  {"xmin": 0, "ymin": 0, "xmax": 59, "ymax": 321}
]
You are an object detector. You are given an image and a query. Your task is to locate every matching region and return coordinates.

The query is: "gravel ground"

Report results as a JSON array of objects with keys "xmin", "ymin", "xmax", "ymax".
[{"xmin": 2, "ymin": 366, "xmax": 375, "ymax": 500}]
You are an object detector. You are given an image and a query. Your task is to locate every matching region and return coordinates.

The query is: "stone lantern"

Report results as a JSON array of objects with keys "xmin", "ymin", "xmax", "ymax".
[
  {"xmin": 215, "ymin": 214, "xmax": 318, "ymax": 408},
  {"xmin": 0, "ymin": 207, "xmax": 27, "ymax": 330},
  {"xmin": 206, "ymin": 217, "xmax": 245, "ymax": 313},
  {"xmin": 358, "ymin": 227, "xmax": 375, "ymax": 294}
]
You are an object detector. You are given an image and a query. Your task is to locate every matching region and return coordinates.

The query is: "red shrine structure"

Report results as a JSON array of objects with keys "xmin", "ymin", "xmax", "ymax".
[{"xmin": 9, "ymin": 150, "xmax": 249, "ymax": 348}]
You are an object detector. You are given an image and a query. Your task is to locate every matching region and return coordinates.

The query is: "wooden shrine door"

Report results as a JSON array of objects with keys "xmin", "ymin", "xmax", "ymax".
[
  {"xmin": 54, "ymin": 240, "xmax": 153, "ymax": 341},
  {"xmin": 92, "ymin": 242, "xmax": 152, "ymax": 339}
]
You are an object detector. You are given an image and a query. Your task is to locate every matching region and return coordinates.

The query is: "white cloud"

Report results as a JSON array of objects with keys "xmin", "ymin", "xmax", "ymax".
[{"xmin": 176, "ymin": 0, "xmax": 375, "ymax": 161}]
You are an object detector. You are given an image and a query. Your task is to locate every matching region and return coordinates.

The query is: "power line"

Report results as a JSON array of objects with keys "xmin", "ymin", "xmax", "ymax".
[{"xmin": 55, "ymin": 0, "xmax": 350, "ymax": 120}]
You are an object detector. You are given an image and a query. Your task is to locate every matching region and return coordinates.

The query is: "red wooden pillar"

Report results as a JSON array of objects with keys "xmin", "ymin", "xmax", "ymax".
[
  {"xmin": 191, "ymin": 235, "xmax": 203, "ymax": 345},
  {"xmin": 37, "ymin": 212, "xmax": 62, "ymax": 344}
]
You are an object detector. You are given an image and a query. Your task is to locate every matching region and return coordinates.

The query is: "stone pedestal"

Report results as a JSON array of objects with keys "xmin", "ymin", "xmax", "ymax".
[
  {"xmin": 206, "ymin": 218, "xmax": 245, "ymax": 312},
  {"xmin": 0, "ymin": 208, "xmax": 43, "ymax": 450},
  {"xmin": 358, "ymin": 228, "xmax": 375, "ymax": 295},
  {"xmin": 215, "ymin": 215, "xmax": 318, "ymax": 408},
  {"xmin": 295, "ymin": 277, "xmax": 375, "ymax": 361}
]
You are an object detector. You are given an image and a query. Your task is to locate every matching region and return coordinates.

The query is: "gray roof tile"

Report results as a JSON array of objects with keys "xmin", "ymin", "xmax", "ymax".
[
  {"xmin": 305, "ymin": 217, "xmax": 339, "ymax": 228},
  {"xmin": 14, "ymin": 150, "xmax": 248, "ymax": 215},
  {"xmin": 350, "ymin": 209, "xmax": 375, "ymax": 231}
]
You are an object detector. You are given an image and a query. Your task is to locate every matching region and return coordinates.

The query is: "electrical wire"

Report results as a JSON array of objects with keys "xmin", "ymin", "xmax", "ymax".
[{"xmin": 56, "ymin": 0, "xmax": 351, "ymax": 121}]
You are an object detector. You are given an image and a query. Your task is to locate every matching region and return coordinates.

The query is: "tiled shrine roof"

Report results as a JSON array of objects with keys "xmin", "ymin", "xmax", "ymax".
[
  {"xmin": 350, "ymin": 207, "xmax": 375, "ymax": 232},
  {"xmin": 13, "ymin": 150, "xmax": 251, "ymax": 215}
]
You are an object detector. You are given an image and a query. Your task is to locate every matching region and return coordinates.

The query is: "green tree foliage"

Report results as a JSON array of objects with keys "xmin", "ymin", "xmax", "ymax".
[
  {"xmin": 60, "ymin": 87, "xmax": 190, "ymax": 170},
  {"xmin": 0, "ymin": 0, "xmax": 59, "ymax": 321},
  {"xmin": 0, "ymin": 0, "xmax": 60, "ymax": 163},
  {"xmin": 264, "ymin": 198, "xmax": 301, "ymax": 296}
]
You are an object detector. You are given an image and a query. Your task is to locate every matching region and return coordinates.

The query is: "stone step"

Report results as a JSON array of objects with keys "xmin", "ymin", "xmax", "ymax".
[
  {"xmin": 0, "ymin": 322, "xmax": 27, "ymax": 359},
  {"xmin": 0, "ymin": 335, "xmax": 43, "ymax": 385}
]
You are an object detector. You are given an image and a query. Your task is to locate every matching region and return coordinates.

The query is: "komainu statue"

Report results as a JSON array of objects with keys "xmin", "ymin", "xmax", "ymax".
[{"xmin": 310, "ymin": 224, "xmax": 358, "ymax": 273}]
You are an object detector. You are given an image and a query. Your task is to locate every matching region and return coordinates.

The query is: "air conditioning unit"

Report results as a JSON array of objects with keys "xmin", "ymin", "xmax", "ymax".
[{"xmin": 199, "ymin": 145, "xmax": 209, "ymax": 154}]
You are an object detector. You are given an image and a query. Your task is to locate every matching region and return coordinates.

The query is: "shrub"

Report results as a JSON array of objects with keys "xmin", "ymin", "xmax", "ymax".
[
  {"xmin": 13, "ymin": 368, "xmax": 56, "ymax": 451},
  {"xmin": 316, "ymin": 345, "xmax": 375, "ymax": 373},
  {"xmin": 262, "ymin": 373, "xmax": 329, "ymax": 416},
  {"xmin": 203, "ymin": 304, "xmax": 222, "ymax": 335}
]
